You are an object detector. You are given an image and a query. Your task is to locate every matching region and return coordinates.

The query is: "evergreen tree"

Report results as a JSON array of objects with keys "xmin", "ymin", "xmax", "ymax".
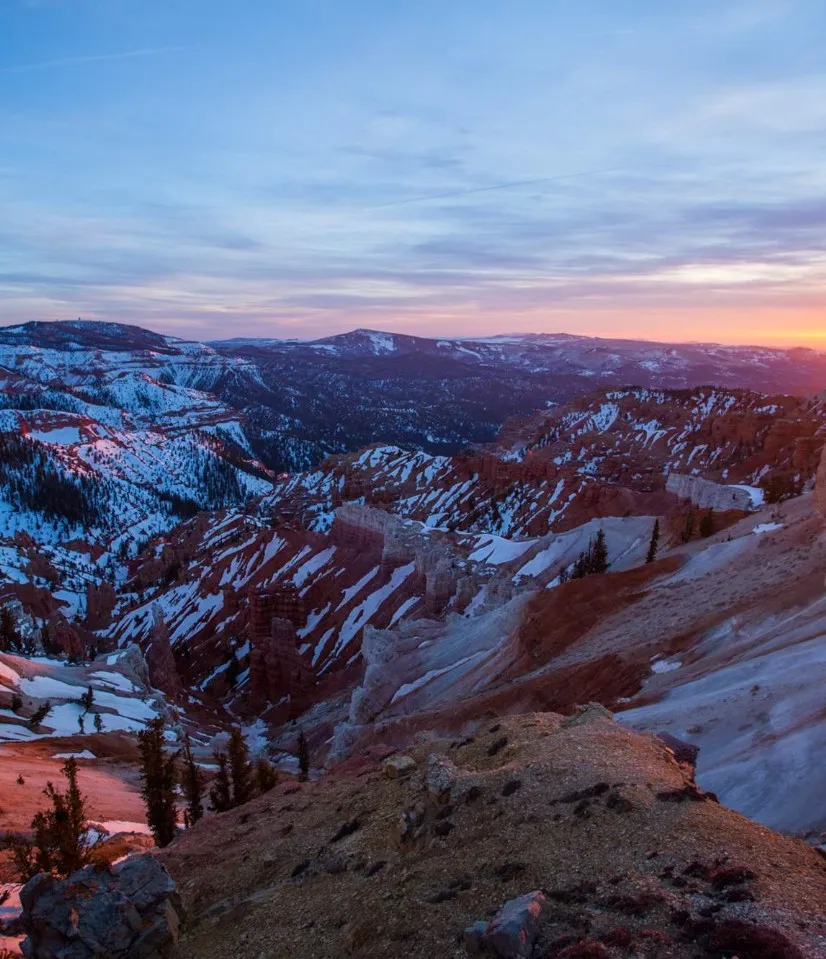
[
  {"xmin": 228, "ymin": 727, "xmax": 253, "ymax": 807},
  {"xmin": 36, "ymin": 757, "xmax": 90, "ymax": 876},
  {"xmin": 41, "ymin": 625, "xmax": 60, "ymax": 657},
  {"xmin": 79, "ymin": 687, "xmax": 94, "ymax": 711},
  {"xmin": 209, "ymin": 750, "xmax": 232, "ymax": 812},
  {"xmin": 226, "ymin": 654, "xmax": 240, "ymax": 687},
  {"xmin": 682, "ymin": 510, "xmax": 695, "ymax": 543},
  {"xmin": 699, "ymin": 508, "xmax": 715, "ymax": 538},
  {"xmin": 591, "ymin": 528, "xmax": 609, "ymax": 574},
  {"xmin": 646, "ymin": 519, "xmax": 660, "ymax": 564},
  {"xmin": 180, "ymin": 733, "xmax": 204, "ymax": 828},
  {"xmin": 29, "ymin": 701, "xmax": 52, "ymax": 728},
  {"xmin": 93, "ymin": 712, "xmax": 103, "ymax": 734},
  {"xmin": 297, "ymin": 729, "xmax": 310, "ymax": 782},
  {"xmin": 137, "ymin": 718, "xmax": 178, "ymax": 848},
  {"xmin": 255, "ymin": 756, "xmax": 278, "ymax": 794},
  {"xmin": 7, "ymin": 757, "xmax": 93, "ymax": 880}
]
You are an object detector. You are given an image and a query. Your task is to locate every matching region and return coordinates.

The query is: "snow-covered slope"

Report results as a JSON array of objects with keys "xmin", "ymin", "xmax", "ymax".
[{"xmin": 3, "ymin": 324, "xmax": 826, "ymax": 842}]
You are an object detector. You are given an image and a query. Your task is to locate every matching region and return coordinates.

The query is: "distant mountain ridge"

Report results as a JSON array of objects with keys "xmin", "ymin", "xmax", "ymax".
[{"xmin": 10, "ymin": 319, "xmax": 826, "ymax": 461}]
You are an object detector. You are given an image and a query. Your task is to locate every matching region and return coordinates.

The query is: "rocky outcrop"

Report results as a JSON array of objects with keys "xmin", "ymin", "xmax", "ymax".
[
  {"xmin": 465, "ymin": 891, "xmax": 550, "ymax": 958},
  {"xmin": 20, "ymin": 853, "xmax": 184, "ymax": 959},
  {"xmin": 666, "ymin": 472, "xmax": 756, "ymax": 510},
  {"xmin": 248, "ymin": 589, "xmax": 315, "ymax": 710},
  {"xmin": 330, "ymin": 502, "xmax": 393, "ymax": 552},
  {"xmin": 145, "ymin": 606, "xmax": 182, "ymax": 698},
  {"xmin": 113, "ymin": 643, "xmax": 152, "ymax": 690}
]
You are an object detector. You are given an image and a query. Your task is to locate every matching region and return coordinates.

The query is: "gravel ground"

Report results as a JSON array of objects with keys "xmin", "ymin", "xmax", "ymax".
[{"xmin": 160, "ymin": 708, "xmax": 826, "ymax": 959}]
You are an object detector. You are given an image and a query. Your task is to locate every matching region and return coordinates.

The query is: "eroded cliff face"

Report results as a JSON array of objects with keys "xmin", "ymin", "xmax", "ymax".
[{"xmin": 665, "ymin": 473, "xmax": 757, "ymax": 510}]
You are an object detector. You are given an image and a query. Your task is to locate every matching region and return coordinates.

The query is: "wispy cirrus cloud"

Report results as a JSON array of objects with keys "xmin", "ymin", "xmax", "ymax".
[
  {"xmin": 0, "ymin": 45, "xmax": 192, "ymax": 74},
  {"xmin": 1, "ymin": 0, "xmax": 825, "ymax": 346}
]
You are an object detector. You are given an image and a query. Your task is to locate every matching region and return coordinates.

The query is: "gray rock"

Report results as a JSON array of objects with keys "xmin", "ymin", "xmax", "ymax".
[
  {"xmin": 20, "ymin": 853, "xmax": 184, "ymax": 959},
  {"xmin": 425, "ymin": 753, "xmax": 459, "ymax": 801},
  {"xmin": 464, "ymin": 890, "xmax": 550, "ymax": 958},
  {"xmin": 382, "ymin": 754, "xmax": 417, "ymax": 779}
]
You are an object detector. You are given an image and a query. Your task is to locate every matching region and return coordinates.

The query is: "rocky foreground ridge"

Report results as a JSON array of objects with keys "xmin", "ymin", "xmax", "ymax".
[{"xmin": 159, "ymin": 708, "xmax": 826, "ymax": 958}]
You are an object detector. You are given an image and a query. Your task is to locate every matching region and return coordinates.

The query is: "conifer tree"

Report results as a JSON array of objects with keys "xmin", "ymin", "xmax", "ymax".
[
  {"xmin": 682, "ymin": 510, "xmax": 695, "ymax": 542},
  {"xmin": 180, "ymin": 733, "xmax": 204, "ymax": 828},
  {"xmin": 297, "ymin": 729, "xmax": 310, "ymax": 782},
  {"xmin": 29, "ymin": 701, "xmax": 52, "ymax": 728},
  {"xmin": 8, "ymin": 757, "xmax": 92, "ymax": 880},
  {"xmin": 209, "ymin": 749, "xmax": 232, "ymax": 812},
  {"xmin": 228, "ymin": 727, "xmax": 253, "ymax": 807},
  {"xmin": 255, "ymin": 756, "xmax": 278, "ymax": 794},
  {"xmin": 699, "ymin": 508, "xmax": 714, "ymax": 538},
  {"xmin": 226, "ymin": 654, "xmax": 240, "ymax": 687},
  {"xmin": 37, "ymin": 757, "xmax": 90, "ymax": 876},
  {"xmin": 137, "ymin": 717, "xmax": 178, "ymax": 847},
  {"xmin": 41, "ymin": 624, "xmax": 58, "ymax": 657},
  {"xmin": 93, "ymin": 713, "xmax": 103, "ymax": 734},
  {"xmin": 646, "ymin": 519, "xmax": 660, "ymax": 564},
  {"xmin": 592, "ymin": 528, "xmax": 609, "ymax": 574}
]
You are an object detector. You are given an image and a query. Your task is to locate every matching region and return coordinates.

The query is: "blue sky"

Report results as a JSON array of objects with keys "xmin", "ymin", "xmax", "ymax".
[{"xmin": 1, "ymin": 0, "xmax": 825, "ymax": 344}]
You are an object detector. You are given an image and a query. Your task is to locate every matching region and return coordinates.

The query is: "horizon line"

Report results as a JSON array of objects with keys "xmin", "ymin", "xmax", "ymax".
[{"xmin": 1, "ymin": 317, "xmax": 824, "ymax": 355}]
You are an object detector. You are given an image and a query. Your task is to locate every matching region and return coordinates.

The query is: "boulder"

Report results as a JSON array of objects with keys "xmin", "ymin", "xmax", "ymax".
[
  {"xmin": 382, "ymin": 754, "xmax": 417, "ymax": 779},
  {"xmin": 464, "ymin": 890, "xmax": 550, "ymax": 958},
  {"xmin": 20, "ymin": 853, "xmax": 184, "ymax": 959},
  {"xmin": 425, "ymin": 754, "xmax": 460, "ymax": 801}
]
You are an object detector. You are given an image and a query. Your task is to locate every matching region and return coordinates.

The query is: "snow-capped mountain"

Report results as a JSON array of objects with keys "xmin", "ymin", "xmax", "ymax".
[
  {"xmin": 4, "ymin": 320, "xmax": 826, "ymax": 475},
  {"xmin": 3, "ymin": 319, "xmax": 826, "ymax": 852}
]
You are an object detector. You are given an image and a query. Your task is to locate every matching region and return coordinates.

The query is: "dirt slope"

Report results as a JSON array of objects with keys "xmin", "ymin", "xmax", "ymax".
[{"xmin": 160, "ymin": 709, "xmax": 826, "ymax": 959}]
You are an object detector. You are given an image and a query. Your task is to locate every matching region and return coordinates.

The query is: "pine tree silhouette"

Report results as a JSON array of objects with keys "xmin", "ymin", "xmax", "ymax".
[
  {"xmin": 180, "ymin": 733, "xmax": 204, "ymax": 828},
  {"xmin": 255, "ymin": 756, "xmax": 278, "ymax": 794},
  {"xmin": 137, "ymin": 718, "xmax": 178, "ymax": 847},
  {"xmin": 209, "ymin": 750, "xmax": 232, "ymax": 812},
  {"xmin": 228, "ymin": 727, "xmax": 253, "ymax": 807},
  {"xmin": 10, "ymin": 757, "xmax": 92, "ymax": 880},
  {"xmin": 297, "ymin": 729, "xmax": 310, "ymax": 782},
  {"xmin": 646, "ymin": 519, "xmax": 660, "ymax": 564},
  {"xmin": 592, "ymin": 528, "xmax": 609, "ymax": 574}
]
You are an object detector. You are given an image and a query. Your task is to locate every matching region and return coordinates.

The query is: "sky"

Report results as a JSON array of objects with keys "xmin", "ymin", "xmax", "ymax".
[{"xmin": 1, "ymin": 0, "xmax": 825, "ymax": 347}]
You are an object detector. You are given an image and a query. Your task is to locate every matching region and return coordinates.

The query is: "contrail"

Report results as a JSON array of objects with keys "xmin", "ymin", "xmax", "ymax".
[
  {"xmin": 368, "ymin": 168, "xmax": 623, "ymax": 209},
  {"xmin": 0, "ymin": 46, "xmax": 191, "ymax": 75}
]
